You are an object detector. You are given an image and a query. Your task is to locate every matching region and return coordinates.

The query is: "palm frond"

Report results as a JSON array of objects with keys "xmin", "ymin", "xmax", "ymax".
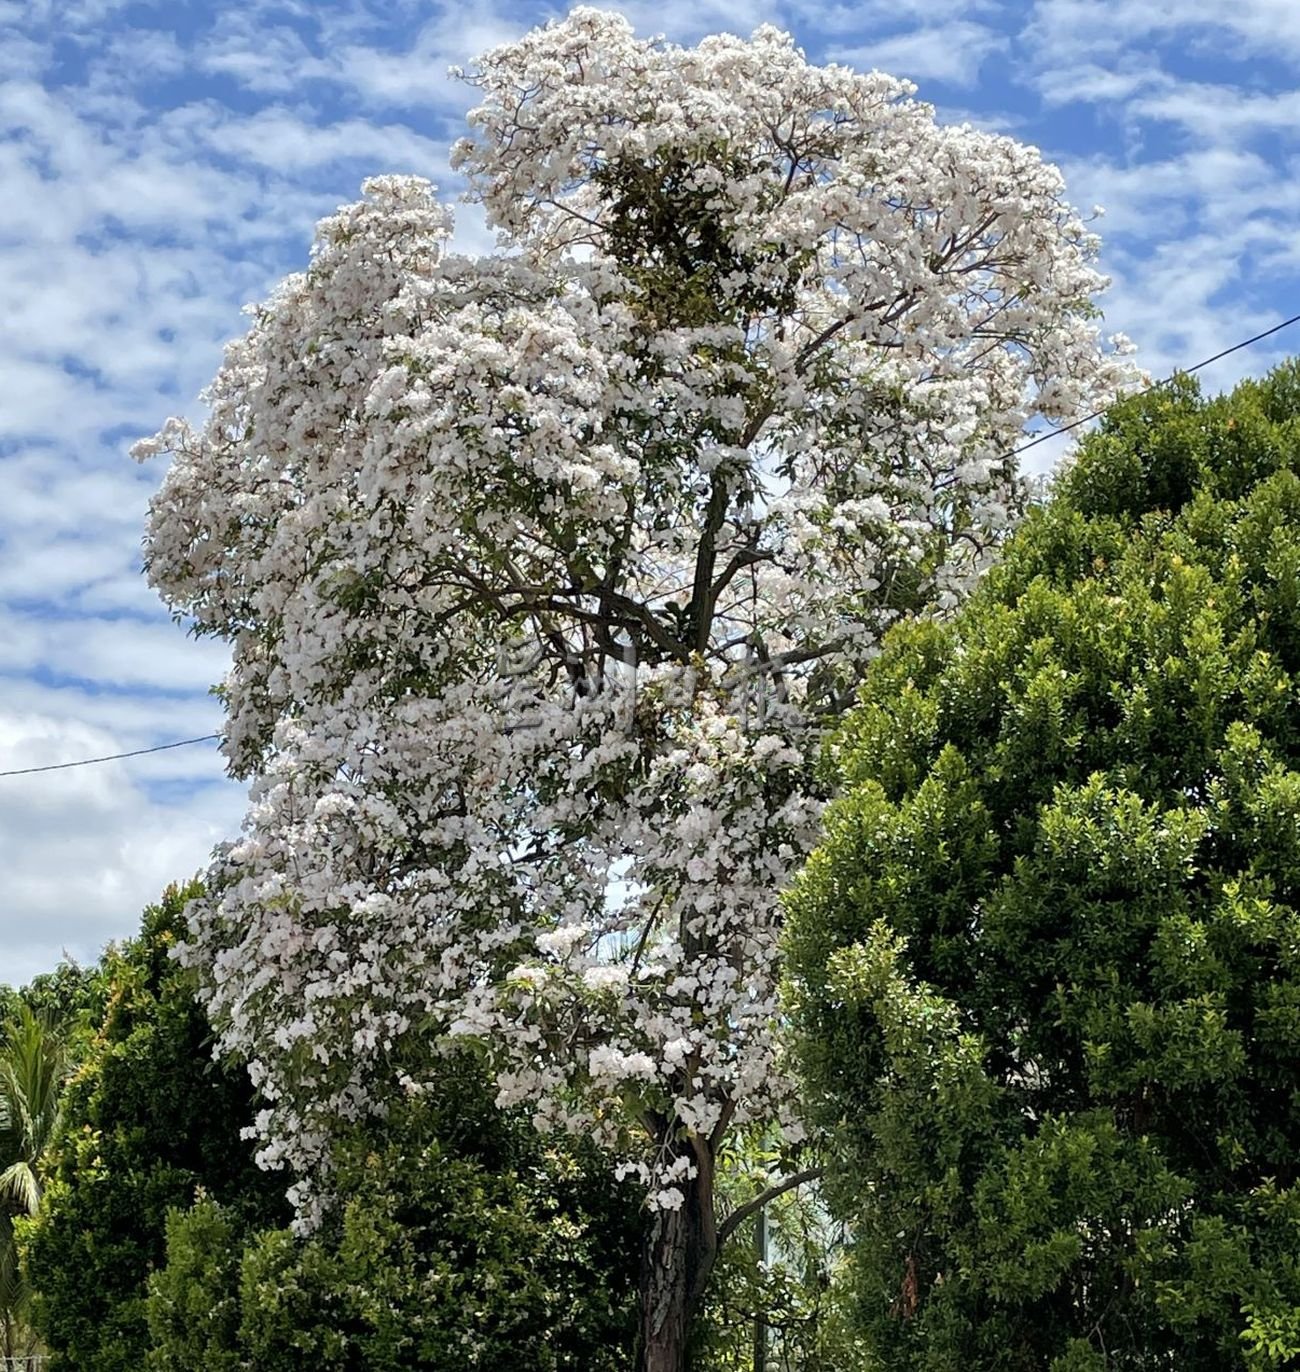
[
  {"xmin": 0, "ymin": 1005, "xmax": 68, "ymax": 1197},
  {"xmin": 0, "ymin": 1213, "xmax": 30, "ymax": 1327},
  {"xmin": 0, "ymin": 1164, "xmax": 39, "ymax": 1218}
]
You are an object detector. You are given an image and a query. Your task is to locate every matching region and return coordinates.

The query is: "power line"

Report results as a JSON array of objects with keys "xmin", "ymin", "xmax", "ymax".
[
  {"xmin": 1010, "ymin": 310, "xmax": 1300, "ymax": 461},
  {"xmin": 3, "ymin": 313, "xmax": 1299, "ymax": 783},
  {"xmin": 0, "ymin": 734, "xmax": 220, "ymax": 779}
]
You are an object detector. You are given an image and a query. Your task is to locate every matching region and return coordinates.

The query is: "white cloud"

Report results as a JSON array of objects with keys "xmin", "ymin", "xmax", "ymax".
[
  {"xmin": 0, "ymin": 608, "xmax": 230, "ymax": 693},
  {"xmin": 2, "ymin": 0, "xmax": 137, "ymax": 28},
  {"xmin": 0, "ymin": 680, "xmax": 223, "ymax": 752},
  {"xmin": 794, "ymin": 0, "xmax": 1002, "ymax": 28},
  {"xmin": 1027, "ymin": 0, "xmax": 1300, "ymax": 62},
  {"xmin": 95, "ymin": 25, "xmax": 188, "ymax": 81},
  {"xmin": 329, "ymin": 8, "xmax": 530, "ymax": 109},
  {"xmin": 1059, "ymin": 147, "xmax": 1283, "ymax": 238},
  {"xmin": 835, "ymin": 21, "xmax": 1008, "ymax": 88},
  {"xmin": 197, "ymin": 11, "xmax": 334, "ymax": 94},
  {"xmin": 1034, "ymin": 61, "xmax": 1157, "ymax": 108},
  {"xmin": 0, "ymin": 32, "xmax": 50, "ymax": 81},
  {"xmin": 198, "ymin": 106, "xmax": 448, "ymax": 173},
  {"xmin": 1132, "ymin": 83, "xmax": 1300, "ymax": 144},
  {"xmin": 0, "ymin": 709, "xmax": 244, "ymax": 987},
  {"xmin": 606, "ymin": 0, "xmax": 783, "ymax": 41},
  {"xmin": 1054, "ymin": 139, "xmax": 1300, "ymax": 389}
]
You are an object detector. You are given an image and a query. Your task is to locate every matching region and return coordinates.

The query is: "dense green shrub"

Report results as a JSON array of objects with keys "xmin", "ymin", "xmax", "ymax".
[
  {"xmin": 786, "ymin": 364, "xmax": 1300, "ymax": 1369},
  {"xmin": 147, "ymin": 1054, "xmax": 642, "ymax": 1371},
  {"xmin": 21, "ymin": 883, "xmax": 642, "ymax": 1371},
  {"xmin": 146, "ymin": 1196, "xmax": 244, "ymax": 1372},
  {"xmin": 22, "ymin": 882, "xmax": 284, "ymax": 1372}
]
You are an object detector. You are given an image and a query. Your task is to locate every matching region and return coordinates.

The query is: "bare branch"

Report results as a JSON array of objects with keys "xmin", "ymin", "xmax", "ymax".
[{"xmin": 717, "ymin": 1166, "xmax": 825, "ymax": 1247}]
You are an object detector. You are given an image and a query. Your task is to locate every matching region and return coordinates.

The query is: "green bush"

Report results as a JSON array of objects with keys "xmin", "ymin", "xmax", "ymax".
[
  {"xmin": 147, "ymin": 1056, "xmax": 642, "ymax": 1371},
  {"xmin": 21, "ymin": 883, "xmax": 642, "ymax": 1372},
  {"xmin": 22, "ymin": 882, "xmax": 285, "ymax": 1372},
  {"xmin": 785, "ymin": 363, "xmax": 1300, "ymax": 1369},
  {"xmin": 146, "ymin": 1196, "xmax": 243, "ymax": 1372}
]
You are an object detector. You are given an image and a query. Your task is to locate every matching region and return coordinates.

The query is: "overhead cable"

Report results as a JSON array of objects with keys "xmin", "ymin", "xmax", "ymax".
[
  {"xmin": 1010, "ymin": 310, "xmax": 1300, "ymax": 460},
  {"xmin": 0, "ymin": 734, "xmax": 221, "ymax": 779}
]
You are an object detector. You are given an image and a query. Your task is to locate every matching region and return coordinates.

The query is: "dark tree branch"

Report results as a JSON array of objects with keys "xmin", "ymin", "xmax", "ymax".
[
  {"xmin": 709, "ymin": 543, "xmax": 772, "ymax": 606},
  {"xmin": 687, "ymin": 473, "xmax": 732, "ymax": 654},
  {"xmin": 716, "ymin": 1167, "xmax": 825, "ymax": 1247}
]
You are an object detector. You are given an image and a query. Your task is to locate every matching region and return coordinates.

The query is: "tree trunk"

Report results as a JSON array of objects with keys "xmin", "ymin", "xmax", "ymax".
[{"xmin": 636, "ymin": 1137, "xmax": 717, "ymax": 1372}]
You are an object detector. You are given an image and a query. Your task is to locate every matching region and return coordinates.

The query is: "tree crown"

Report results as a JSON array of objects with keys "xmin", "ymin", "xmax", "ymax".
[
  {"xmin": 786, "ymin": 361, "xmax": 1300, "ymax": 1369},
  {"xmin": 136, "ymin": 8, "xmax": 1133, "ymax": 1216}
]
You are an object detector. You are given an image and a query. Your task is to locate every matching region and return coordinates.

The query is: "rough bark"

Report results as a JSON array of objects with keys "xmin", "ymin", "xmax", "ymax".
[{"xmin": 636, "ymin": 1138, "xmax": 717, "ymax": 1372}]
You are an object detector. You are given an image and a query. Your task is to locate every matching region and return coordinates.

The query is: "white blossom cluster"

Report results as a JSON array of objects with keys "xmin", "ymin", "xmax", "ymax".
[{"xmin": 137, "ymin": 9, "xmax": 1136, "ymax": 1222}]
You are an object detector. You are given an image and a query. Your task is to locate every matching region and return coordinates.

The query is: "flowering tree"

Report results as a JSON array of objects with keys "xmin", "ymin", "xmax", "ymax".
[{"xmin": 137, "ymin": 10, "xmax": 1134, "ymax": 1369}]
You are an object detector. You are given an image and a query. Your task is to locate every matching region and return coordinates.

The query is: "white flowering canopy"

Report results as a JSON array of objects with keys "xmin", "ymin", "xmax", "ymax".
[{"xmin": 138, "ymin": 9, "xmax": 1134, "ymax": 1219}]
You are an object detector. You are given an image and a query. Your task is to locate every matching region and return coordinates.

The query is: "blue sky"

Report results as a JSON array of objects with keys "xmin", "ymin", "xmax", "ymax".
[{"xmin": 2, "ymin": 0, "xmax": 1299, "ymax": 985}]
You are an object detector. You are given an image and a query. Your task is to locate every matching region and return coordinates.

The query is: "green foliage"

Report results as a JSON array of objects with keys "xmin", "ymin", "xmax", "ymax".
[
  {"xmin": 0, "ymin": 1004, "xmax": 67, "ymax": 1360},
  {"xmin": 22, "ymin": 882, "xmax": 285, "ymax": 1372},
  {"xmin": 146, "ymin": 1195, "xmax": 243, "ymax": 1372},
  {"xmin": 786, "ymin": 361, "xmax": 1300, "ymax": 1369},
  {"xmin": 0, "ymin": 961, "xmax": 101, "ymax": 1060},
  {"xmin": 694, "ymin": 1135, "xmax": 864, "ymax": 1372},
  {"xmin": 22, "ymin": 961, "xmax": 104, "ymax": 1047},
  {"xmin": 146, "ymin": 1055, "xmax": 642, "ymax": 1371},
  {"xmin": 18, "ymin": 882, "xmax": 640, "ymax": 1372},
  {"xmin": 594, "ymin": 144, "xmax": 809, "ymax": 330}
]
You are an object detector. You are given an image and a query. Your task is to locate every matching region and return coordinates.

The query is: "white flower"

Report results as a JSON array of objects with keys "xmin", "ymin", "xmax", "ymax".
[
  {"xmin": 506, "ymin": 965, "xmax": 549, "ymax": 990},
  {"xmin": 589, "ymin": 1046, "xmax": 658, "ymax": 1083},
  {"xmin": 581, "ymin": 965, "xmax": 629, "ymax": 992},
  {"xmin": 662, "ymin": 1037, "xmax": 694, "ymax": 1067},
  {"xmin": 536, "ymin": 924, "xmax": 590, "ymax": 957}
]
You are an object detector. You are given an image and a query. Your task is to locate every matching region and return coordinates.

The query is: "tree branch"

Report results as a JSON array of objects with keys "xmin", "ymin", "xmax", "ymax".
[
  {"xmin": 716, "ymin": 1166, "xmax": 824, "ymax": 1247},
  {"xmin": 708, "ymin": 542, "xmax": 771, "ymax": 607},
  {"xmin": 687, "ymin": 473, "xmax": 731, "ymax": 653}
]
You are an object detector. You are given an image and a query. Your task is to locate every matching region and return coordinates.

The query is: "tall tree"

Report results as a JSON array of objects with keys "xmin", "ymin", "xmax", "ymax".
[
  {"xmin": 136, "ymin": 11, "xmax": 1132, "ymax": 1367},
  {"xmin": 786, "ymin": 364, "xmax": 1300, "ymax": 1368}
]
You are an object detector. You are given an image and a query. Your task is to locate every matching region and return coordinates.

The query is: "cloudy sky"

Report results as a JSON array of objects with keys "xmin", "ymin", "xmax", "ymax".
[{"xmin": 2, "ymin": 0, "xmax": 1298, "ymax": 986}]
